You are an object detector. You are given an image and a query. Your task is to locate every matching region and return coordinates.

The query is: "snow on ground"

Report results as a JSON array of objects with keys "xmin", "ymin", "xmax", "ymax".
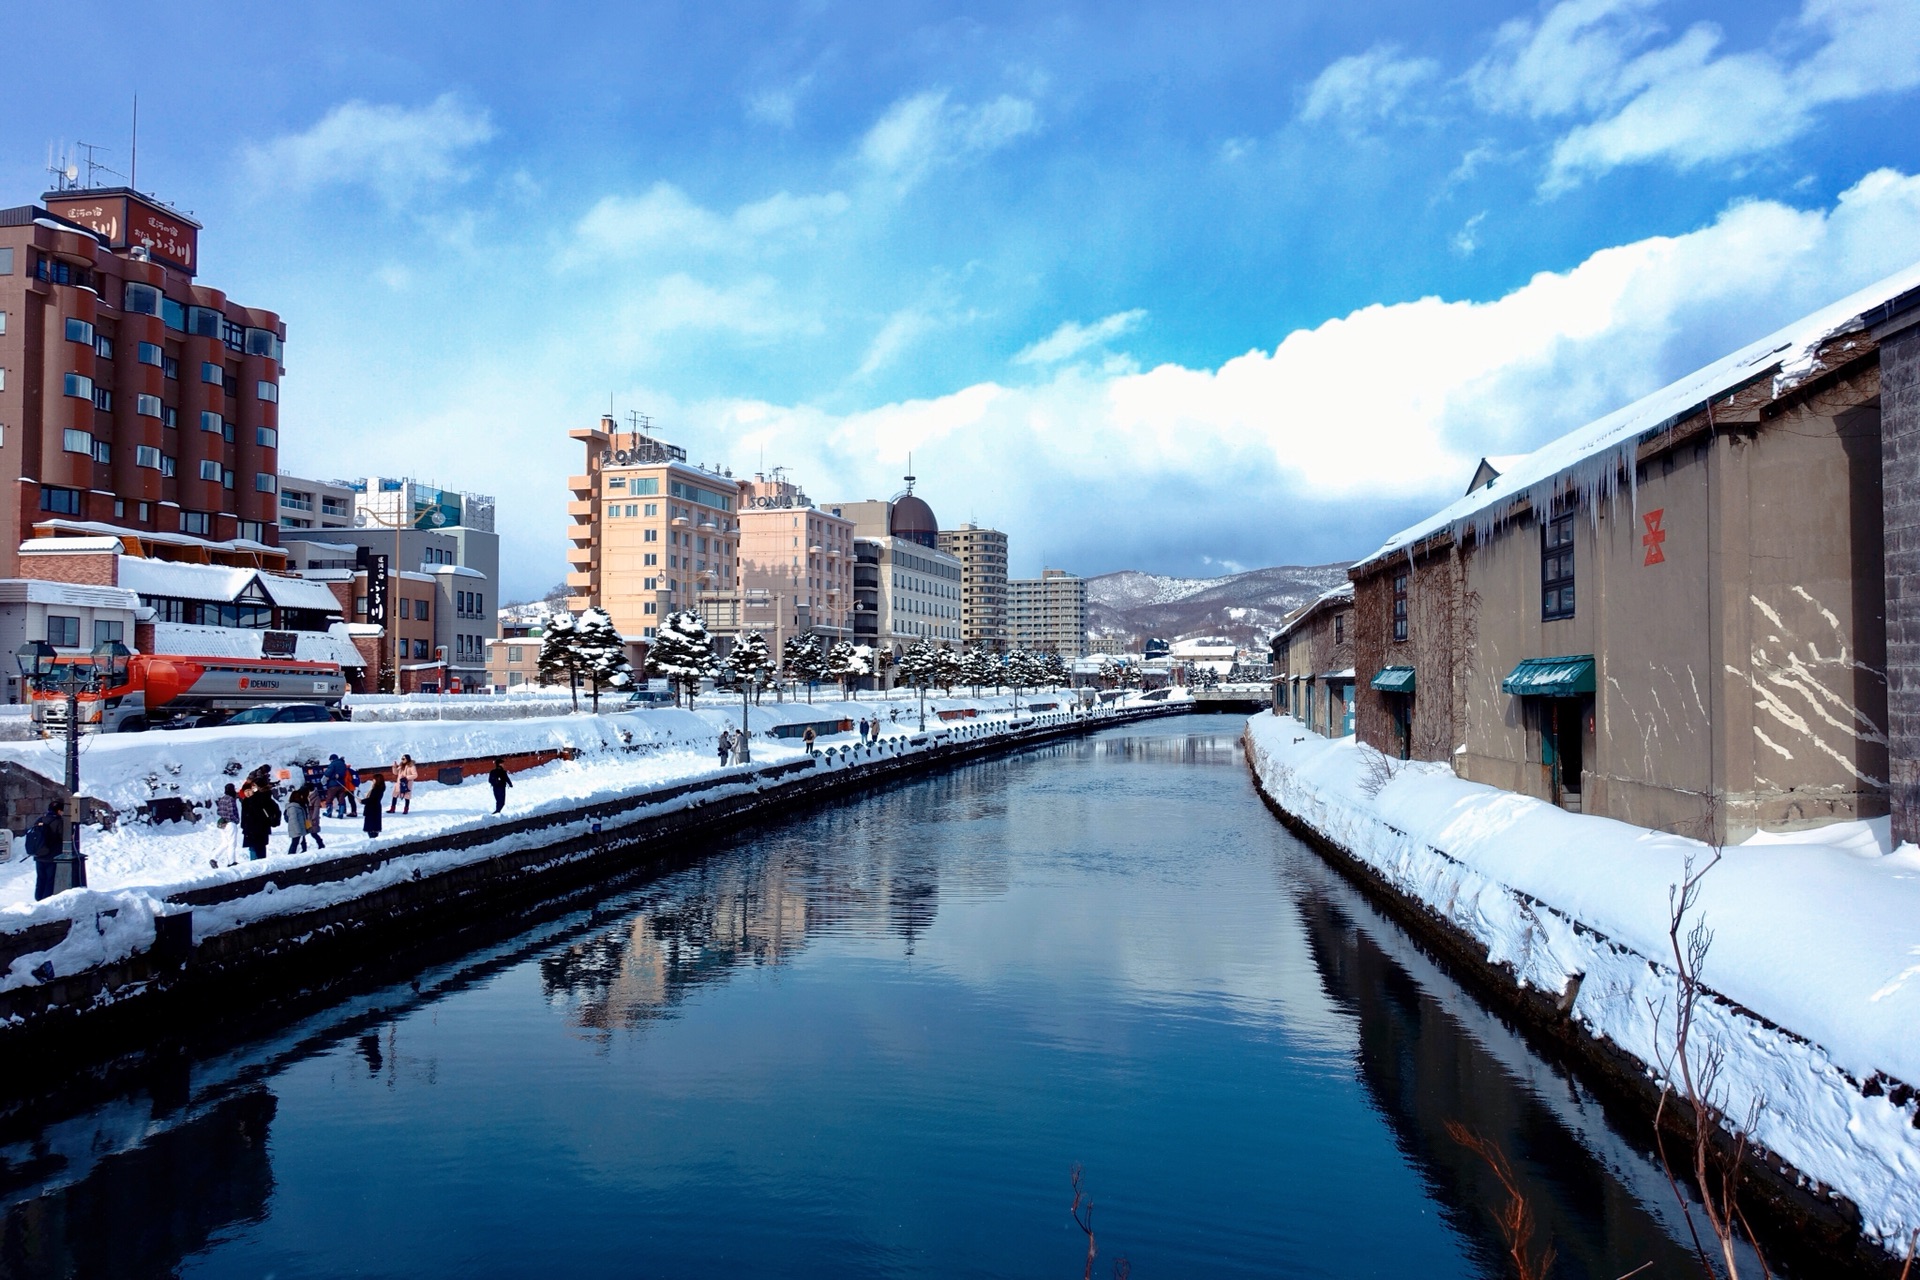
[
  {"xmin": 1243, "ymin": 714, "xmax": 1920, "ymax": 1255},
  {"xmin": 0, "ymin": 688, "xmax": 1179, "ymax": 998}
]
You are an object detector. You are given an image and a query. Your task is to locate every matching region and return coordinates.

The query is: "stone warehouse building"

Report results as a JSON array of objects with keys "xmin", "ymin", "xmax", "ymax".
[
  {"xmin": 1341, "ymin": 262, "xmax": 1920, "ymax": 844},
  {"xmin": 1271, "ymin": 584, "xmax": 1354, "ymax": 739}
]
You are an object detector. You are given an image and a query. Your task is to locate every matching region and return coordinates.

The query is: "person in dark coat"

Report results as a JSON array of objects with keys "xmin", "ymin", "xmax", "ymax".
[
  {"xmin": 239, "ymin": 780, "xmax": 280, "ymax": 861},
  {"xmin": 716, "ymin": 730, "xmax": 732, "ymax": 768},
  {"xmin": 488, "ymin": 758, "xmax": 512, "ymax": 813},
  {"xmin": 363, "ymin": 777, "xmax": 387, "ymax": 838},
  {"xmin": 29, "ymin": 800, "xmax": 65, "ymax": 901}
]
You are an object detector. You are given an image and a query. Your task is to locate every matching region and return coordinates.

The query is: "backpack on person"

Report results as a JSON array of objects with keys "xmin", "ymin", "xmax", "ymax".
[{"xmin": 21, "ymin": 821, "xmax": 42, "ymax": 862}]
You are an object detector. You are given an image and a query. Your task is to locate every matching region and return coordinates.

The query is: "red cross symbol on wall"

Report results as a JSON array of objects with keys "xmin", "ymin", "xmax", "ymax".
[{"xmin": 1642, "ymin": 509, "xmax": 1667, "ymax": 566}]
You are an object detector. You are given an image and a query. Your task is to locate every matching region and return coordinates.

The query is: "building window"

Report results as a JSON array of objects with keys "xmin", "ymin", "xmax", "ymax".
[
  {"xmin": 40, "ymin": 487, "xmax": 82, "ymax": 515},
  {"xmin": 188, "ymin": 306, "xmax": 222, "ymax": 337},
  {"xmin": 92, "ymin": 385, "xmax": 112, "ymax": 411},
  {"xmin": 139, "ymin": 502, "xmax": 150, "ymax": 521},
  {"xmin": 180, "ymin": 510, "xmax": 211, "ymax": 535},
  {"xmin": 238, "ymin": 521, "xmax": 267, "ymax": 542},
  {"xmin": 356, "ymin": 595, "xmax": 369, "ymax": 615},
  {"xmin": 255, "ymin": 472, "xmax": 276, "ymax": 493},
  {"xmin": 257, "ymin": 380, "xmax": 278, "ymax": 403},
  {"xmin": 136, "ymin": 393, "xmax": 163, "ymax": 418},
  {"xmin": 63, "ymin": 373, "xmax": 93, "ymax": 400},
  {"xmin": 91, "ymin": 439, "xmax": 111, "ymax": 464},
  {"xmin": 1334, "ymin": 613, "xmax": 1346, "ymax": 645},
  {"xmin": 47, "ymin": 616, "xmax": 80, "ymax": 648},
  {"xmin": 138, "ymin": 341, "xmax": 163, "ymax": 367},
  {"xmin": 200, "ymin": 460, "xmax": 223, "ymax": 482},
  {"xmin": 123, "ymin": 282, "xmax": 160, "ymax": 315},
  {"xmin": 644, "ymin": 503, "xmax": 658, "ymax": 516},
  {"xmin": 0, "ymin": 248, "xmax": 10, "ymax": 274},
  {"xmin": 163, "ymin": 406, "xmax": 178, "ymax": 429},
  {"xmin": 95, "ymin": 334, "xmax": 114, "ymax": 360},
  {"xmin": 65, "ymin": 318, "xmax": 95, "ymax": 345},
  {"xmin": 94, "ymin": 619, "xmax": 124, "ymax": 646},
  {"xmin": 223, "ymin": 421, "xmax": 236, "ymax": 442},
  {"xmin": 257, "ymin": 426, "xmax": 278, "ymax": 448},
  {"xmin": 223, "ymin": 468, "xmax": 235, "ymax": 490},
  {"xmin": 643, "ymin": 553, "xmax": 657, "ymax": 566},
  {"xmin": 137, "ymin": 445, "xmax": 163, "ymax": 470},
  {"xmin": 63, "ymin": 428, "xmax": 92, "ymax": 455},
  {"xmin": 643, "ymin": 602, "xmax": 656, "ymax": 615},
  {"xmin": 1543, "ymin": 502, "xmax": 1576, "ymax": 621},
  {"xmin": 161, "ymin": 455, "xmax": 176, "ymax": 478},
  {"xmin": 1392, "ymin": 574, "xmax": 1408, "ymax": 642},
  {"xmin": 399, "ymin": 598, "xmax": 411, "ymax": 620},
  {"xmin": 201, "ymin": 410, "xmax": 223, "ymax": 433},
  {"xmin": 201, "ymin": 362, "xmax": 222, "ymax": 386},
  {"xmin": 608, "ymin": 477, "xmax": 626, "ymax": 491},
  {"xmin": 163, "ymin": 356, "xmax": 178, "ymax": 380},
  {"xmin": 417, "ymin": 598, "xmax": 429, "ymax": 620},
  {"xmin": 643, "ymin": 528, "xmax": 658, "ymax": 542},
  {"xmin": 413, "ymin": 639, "xmax": 430, "ymax": 659}
]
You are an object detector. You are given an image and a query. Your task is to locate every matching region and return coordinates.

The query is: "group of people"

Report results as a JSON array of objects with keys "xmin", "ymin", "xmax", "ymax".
[
  {"xmin": 204, "ymin": 751, "xmax": 515, "ymax": 866},
  {"xmin": 715, "ymin": 728, "xmax": 751, "ymax": 767}
]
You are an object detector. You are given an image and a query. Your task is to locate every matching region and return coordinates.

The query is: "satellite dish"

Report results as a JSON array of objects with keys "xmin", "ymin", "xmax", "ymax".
[{"xmin": 65, "ymin": 165, "xmax": 78, "ymax": 182}]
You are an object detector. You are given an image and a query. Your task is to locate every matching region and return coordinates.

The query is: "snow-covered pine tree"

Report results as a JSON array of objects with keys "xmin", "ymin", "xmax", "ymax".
[
  {"xmin": 647, "ymin": 609, "xmax": 715, "ymax": 706},
  {"xmin": 536, "ymin": 611, "xmax": 584, "ymax": 711},
  {"xmin": 960, "ymin": 646, "xmax": 996, "ymax": 696},
  {"xmin": 732, "ymin": 631, "xmax": 772, "ymax": 703},
  {"xmin": 896, "ymin": 640, "xmax": 938, "ymax": 690},
  {"xmin": 573, "ymin": 608, "xmax": 633, "ymax": 712},
  {"xmin": 783, "ymin": 633, "xmax": 823, "ymax": 703},
  {"xmin": 825, "ymin": 639, "xmax": 858, "ymax": 698},
  {"xmin": 1043, "ymin": 651, "xmax": 1067, "ymax": 689},
  {"xmin": 934, "ymin": 645, "xmax": 962, "ymax": 693}
]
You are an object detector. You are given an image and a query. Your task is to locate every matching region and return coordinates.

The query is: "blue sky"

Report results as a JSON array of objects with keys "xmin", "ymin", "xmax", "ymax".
[{"xmin": 8, "ymin": 0, "xmax": 1920, "ymax": 599}]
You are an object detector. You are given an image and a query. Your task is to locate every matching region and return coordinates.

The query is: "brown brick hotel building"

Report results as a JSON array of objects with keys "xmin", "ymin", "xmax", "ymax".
[{"xmin": 0, "ymin": 186, "xmax": 284, "ymax": 578}]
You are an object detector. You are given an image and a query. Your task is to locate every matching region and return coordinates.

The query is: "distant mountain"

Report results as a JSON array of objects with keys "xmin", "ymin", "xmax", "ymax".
[{"xmin": 1086, "ymin": 563, "xmax": 1351, "ymax": 649}]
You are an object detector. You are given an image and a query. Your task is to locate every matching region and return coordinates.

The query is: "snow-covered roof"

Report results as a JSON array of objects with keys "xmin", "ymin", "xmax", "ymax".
[
  {"xmin": 345, "ymin": 623, "xmax": 385, "ymax": 637},
  {"xmin": 0, "ymin": 579, "xmax": 140, "ymax": 610},
  {"xmin": 28, "ymin": 519, "xmax": 279, "ymax": 555},
  {"xmin": 1273, "ymin": 582, "xmax": 1353, "ymax": 640},
  {"xmin": 429, "ymin": 565, "xmax": 486, "ymax": 579},
  {"xmin": 116, "ymin": 558, "xmax": 259, "ymax": 602},
  {"xmin": 280, "ymin": 538, "xmax": 359, "ymax": 554},
  {"xmin": 1359, "ymin": 259, "xmax": 1920, "ymax": 570},
  {"xmin": 150, "ymin": 621, "xmax": 366, "ymax": 667},
  {"xmin": 18, "ymin": 536, "xmax": 123, "ymax": 554},
  {"xmin": 259, "ymin": 574, "xmax": 344, "ymax": 612}
]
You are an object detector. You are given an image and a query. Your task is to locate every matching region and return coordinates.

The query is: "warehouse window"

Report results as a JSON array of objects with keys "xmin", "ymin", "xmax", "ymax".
[{"xmin": 1542, "ymin": 501, "xmax": 1576, "ymax": 621}]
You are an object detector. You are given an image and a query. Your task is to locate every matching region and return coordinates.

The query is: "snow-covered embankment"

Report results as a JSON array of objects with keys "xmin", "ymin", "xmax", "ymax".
[{"xmin": 1243, "ymin": 713, "xmax": 1920, "ymax": 1260}]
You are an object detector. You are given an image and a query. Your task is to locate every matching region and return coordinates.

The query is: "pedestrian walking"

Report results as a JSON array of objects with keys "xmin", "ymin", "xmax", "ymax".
[
  {"xmin": 732, "ymin": 730, "xmax": 749, "ymax": 765},
  {"xmin": 363, "ymin": 777, "xmax": 387, "ymax": 839},
  {"xmin": 27, "ymin": 800, "xmax": 65, "ymax": 901},
  {"xmin": 240, "ymin": 778, "xmax": 279, "ymax": 862},
  {"xmin": 323, "ymin": 754, "xmax": 348, "ymax": 819},
  {"xmin": 342, "ymin": 762, "xmax": 360, "ymax": 817},
  {"xmin": 716, "ymin": 729, "xmax": 732, "ymax": 768},
  {"xmin": 488, "ymin": 758, "xmax": 512, "ymax": 813},
  {"xmin": 285, "ymin": 786, "xmax": 313, "ymax": 856},
  {"xmin": 214, "ymin": 782, "xmax": 242, "ymax": 866},
  {"xmin": 306, "ymin": 790, "xmax": 328, "ymax": 850},
  {"xmin": 803, "ymin": 726, "xmax": 817, "ymax": 756},
  {"xmin": 390, "ymin": 754, "xmax": 417, "ymax": 814}
]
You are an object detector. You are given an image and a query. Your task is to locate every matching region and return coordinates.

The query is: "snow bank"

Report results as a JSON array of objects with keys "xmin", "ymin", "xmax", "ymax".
[
  {"xmin": 0, "ymin": 689, "xmax": 1183, "ymax": 990},
  {"xmin": 1244, "ymin": 714, "xmax": 1920, "ymax": 1254}
]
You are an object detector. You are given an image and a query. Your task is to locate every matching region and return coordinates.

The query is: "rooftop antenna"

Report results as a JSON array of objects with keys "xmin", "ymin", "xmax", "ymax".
[
  {"xmin": 75, "ymin": 141, "xmax": 121, "ymax": 189},
  {"xmin": 903, "ymin": 452, "xmax": 916, "ymax": 495},
  {"xmin": 626, "ymin": 410, "xmax": 652, "ymax": 434},
  {"xmin": 46, "ymin": 144, "xmax": 80, "ymax": 192},
  {"xmin": 129, "ymin": 94, "xmax": 138, "ymax": 192}
]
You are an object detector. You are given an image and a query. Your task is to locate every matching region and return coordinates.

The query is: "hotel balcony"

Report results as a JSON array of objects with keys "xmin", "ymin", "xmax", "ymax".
[
  {"xmin": 565, "ymin": 571, "xmax": 595, "ymax": 590},
  {"xmin": 567, "ymin": 499, "xmax": 595, "ymax": 519},
  {"xmin": 566, "ymin": 545, "xmax": 595, "ymax": 568},
  {"xmin": 567, "ymin": 524, "xmax": 595, "ymax": 545},
  {"xmin": 568, "ymin": 474, "xmax": 594, "ymax": 494}
]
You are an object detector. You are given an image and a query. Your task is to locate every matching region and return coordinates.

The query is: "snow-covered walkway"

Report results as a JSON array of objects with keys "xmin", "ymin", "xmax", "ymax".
[{"xmin": 1243, "ymin": 713, "xmax": 1920, "ymax": 1257}]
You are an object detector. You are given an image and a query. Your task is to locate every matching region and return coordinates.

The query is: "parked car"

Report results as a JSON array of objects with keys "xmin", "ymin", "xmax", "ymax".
[{"xmin": 208, "ymin": 703, "xmax": 335, "ymax": 728}]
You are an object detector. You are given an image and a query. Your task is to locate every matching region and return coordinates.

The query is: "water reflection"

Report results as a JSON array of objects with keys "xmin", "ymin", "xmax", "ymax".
[
  {"xmin": 0, "ymin": 718, "xmax": 1760, "ymax": 1277},
  {"xmin": 0, "ymin": 1089, "xmax": 273, "ymax": 1278}
]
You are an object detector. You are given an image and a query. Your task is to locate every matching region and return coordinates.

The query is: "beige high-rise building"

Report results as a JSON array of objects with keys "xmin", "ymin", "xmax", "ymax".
[
  {"xmin": 825, "ymin": 490, "xmax": 962, "ymax": 659},
  {"xmin": 937, "ymin": 523, "xmax": 1008, "ymax": 652},
  {"xmin": 1008, "ymin": 568, "xmax": 1088, "ymax": 658},
  {"xmin": 735, "ymin": 472, "xmax": 855, "ymax": 653},
  {"xmin": 566, "ymin": 416, "xmax": 740, "ymax": 640}
]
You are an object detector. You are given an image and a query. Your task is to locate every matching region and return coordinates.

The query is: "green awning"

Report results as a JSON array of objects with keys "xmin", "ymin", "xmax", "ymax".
[
  {"xmin": 1502, "ymin": 655, "xmax": 1595, "ymax": 697},
  {"xmin": 1371, "ymin": 666, "xmax": 1416, "ymax": 693}
]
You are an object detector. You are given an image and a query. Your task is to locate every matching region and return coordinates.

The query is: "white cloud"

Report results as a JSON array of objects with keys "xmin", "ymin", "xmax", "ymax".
[
  {"xmin": 670, "ymin": 169, "xmax": 1920, "ymax": 572},
  {"xmin": 746, "ymin": 88, "xmax": 798, "ymax": 129},
  {"xmin": 568, "ymin": 183, "xmax": 850, "ymax": 262},
  {"xmin": 1468, "ymin": 0, "xmax": 1920, "ymax": 190},
  {"xmin": 244, "ymin": 93, "xmax": 494, "ymax": 203},
  {"xmin": 1452, "ymin": 211, "xmax": 1488, "ymax": 257},
  {"xmin": 1299, "ymin": 45, "xmax": 1442, "ymax": 128},
  {"xmin": 857, "ymin": 90, "xmax": 1039, "ymax": 188},
  {"xmin": 1013, "ymin": 310, "xmax": 1148, "ymax": 366},
  {"xmin": 857, "ymin": 310, "xmax": 938, "ymax": 378}
]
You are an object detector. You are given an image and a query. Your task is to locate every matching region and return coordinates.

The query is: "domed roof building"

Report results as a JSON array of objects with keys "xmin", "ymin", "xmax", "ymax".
[{"xmin": 888, "ymin": 492, "xmax": 940, "ymax": 549}]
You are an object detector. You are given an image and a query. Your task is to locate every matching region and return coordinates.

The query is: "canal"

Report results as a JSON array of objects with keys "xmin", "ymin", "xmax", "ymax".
[{"xmin": 0, "ymin": 715, "xmax": 1718, "ymax": 1278}]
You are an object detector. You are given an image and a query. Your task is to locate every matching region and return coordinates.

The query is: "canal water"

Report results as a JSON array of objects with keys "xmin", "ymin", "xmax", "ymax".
[{"xmin": 0, "ymin": 715, "xmax": 1718, "ymax": 1278}]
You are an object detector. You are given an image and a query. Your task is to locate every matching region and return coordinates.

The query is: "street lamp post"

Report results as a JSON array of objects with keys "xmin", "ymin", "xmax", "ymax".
[{"xmin": 16, "ymin": 640, "xmax": 132, "ymax": 892}]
